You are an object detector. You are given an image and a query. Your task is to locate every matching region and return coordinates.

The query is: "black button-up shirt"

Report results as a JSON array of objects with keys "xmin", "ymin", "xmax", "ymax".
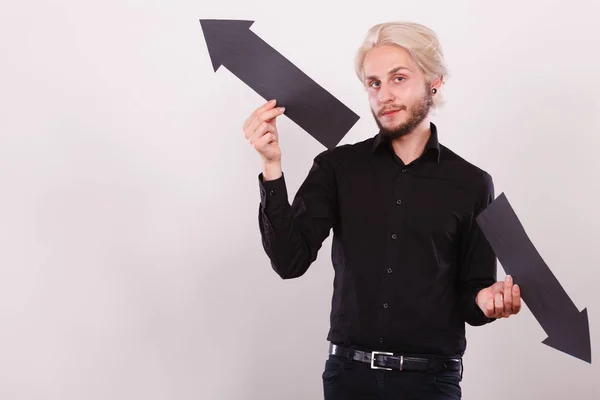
[{"xmin": 257, "ymin": 122, "xmax": 496, "ymax": 356}]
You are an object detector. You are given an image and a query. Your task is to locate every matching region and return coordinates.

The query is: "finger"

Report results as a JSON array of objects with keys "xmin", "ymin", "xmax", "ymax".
[
  {"xmin": 248, "ymin": 121, "xmax": 276, "ymax": 146},
  {"xmin": 495, "ymin": 292, "xmax": 504, "ymax": 318},
  {"xmin": 246, "ymin": 106, "xmax": 285, "ymax": 138},
  {"xmin": 485, "ymin": 297, "xmax": 495, "ymax": 318},
  {"xmin": 503, "ymin": 275, "xmax": 513, "ymax": 317},
  {"xmin": 262, "ymin": 131, "xmax": 277, "ymax": 145},
  {"xmin": 253, "ymin": 132, "xmax": 277, "ymax": 153},
  {"xmin": 512, "ymin": 284, "xmax": 521, "ymax": 314},
  {"xmin": 256, "ymin": 128, "xmax": 277, "ymax": 147},
  {"xmin": 243, "ymin": 99, "xmax": 277, "ymax": 131},
  {"xmin": 491, "ymin": 281, "xmax": 504, "ymax": 295}
]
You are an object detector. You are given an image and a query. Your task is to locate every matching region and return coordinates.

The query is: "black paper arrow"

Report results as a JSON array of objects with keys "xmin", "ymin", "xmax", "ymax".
[
  {"xmin": 199, "ymin": 19, "xmax": 360, "ymax": 149},
  {"xmin": 476, "ymin": 192, "xmax": 591, "ymax": 363}
]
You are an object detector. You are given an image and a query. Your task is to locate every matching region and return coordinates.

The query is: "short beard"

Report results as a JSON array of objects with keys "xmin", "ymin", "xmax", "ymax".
[{"xmin": 372, "ymin": 85, "xmax": 434, "ymax": 140}]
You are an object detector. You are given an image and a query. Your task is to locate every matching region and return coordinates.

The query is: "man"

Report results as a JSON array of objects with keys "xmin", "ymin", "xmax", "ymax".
[{"xmin": 243, "ymin": 21, "xmax": 521, "ymax": 399}]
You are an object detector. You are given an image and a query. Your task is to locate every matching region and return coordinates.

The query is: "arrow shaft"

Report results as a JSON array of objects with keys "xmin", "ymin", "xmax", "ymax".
[
  {"xmin": 219, "ymin": 29, "xmax": 359, "ymax": 148},
  {"xmin": 476, "ymin": 194, "xmax": 580, "ymax": 336}
]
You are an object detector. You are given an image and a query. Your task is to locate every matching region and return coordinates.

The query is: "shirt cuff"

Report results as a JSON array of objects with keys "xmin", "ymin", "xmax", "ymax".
[{"xmin": 258, "ymin": 172, "xmax": 289, "ymax": 210}]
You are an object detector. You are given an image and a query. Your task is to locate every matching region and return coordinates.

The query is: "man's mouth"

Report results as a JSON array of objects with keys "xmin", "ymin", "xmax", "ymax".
[{"xmin": 380, "ymin": 108, "xmax": 402, "ymax": 117}]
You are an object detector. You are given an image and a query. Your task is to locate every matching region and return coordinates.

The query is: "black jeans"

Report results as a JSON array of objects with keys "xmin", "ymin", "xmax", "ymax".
[{"xmin": 322, "ymin": 354, "xmax": 462, "ymax": 399}]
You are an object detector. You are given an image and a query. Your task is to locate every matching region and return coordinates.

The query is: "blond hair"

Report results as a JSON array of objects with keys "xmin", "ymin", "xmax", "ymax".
[{"xmin": 355, "ymin": 21, "xmax": 449, "ymax": 108}]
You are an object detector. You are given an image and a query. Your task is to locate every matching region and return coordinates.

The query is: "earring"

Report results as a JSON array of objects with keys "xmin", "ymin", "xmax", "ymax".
[{"xmin": 432, "ymin": 88, "xmax": 437, "ymax": 94}]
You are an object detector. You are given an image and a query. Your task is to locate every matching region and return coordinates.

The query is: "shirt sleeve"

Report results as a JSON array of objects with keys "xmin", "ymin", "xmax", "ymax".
[
  {"xmin": 456, "ymin": 171, "xmax": 498, "ymax": 326},
  {"xmin": 257, "ymin": 150, "xmax": 338, "ymax": 279}
]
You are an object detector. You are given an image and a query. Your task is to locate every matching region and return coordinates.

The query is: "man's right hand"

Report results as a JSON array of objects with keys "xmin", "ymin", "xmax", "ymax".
[{"xmin": 243, "ymin": 99, "xmax": 286, "ymax": 179}]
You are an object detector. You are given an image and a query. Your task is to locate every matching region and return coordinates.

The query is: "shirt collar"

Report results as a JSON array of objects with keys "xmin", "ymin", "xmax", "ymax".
[{"xmin": 372, "ymin": 121, "xmax": 441, "ymax": 163}]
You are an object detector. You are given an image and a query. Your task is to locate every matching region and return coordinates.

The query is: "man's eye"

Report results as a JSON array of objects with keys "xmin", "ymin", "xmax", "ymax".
[
  {"xmin": 370, "ymin": 82, "xmax": 380, "ymax": 88},
  {"xmin": 395, "ymin": 77, "xmax": 404, "ymax": 82}
]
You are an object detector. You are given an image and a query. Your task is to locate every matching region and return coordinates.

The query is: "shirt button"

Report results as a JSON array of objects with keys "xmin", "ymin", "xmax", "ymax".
[
  {"xmin": 396, "ymin": 199, "xmax": 402, "ymax": 205},
  {"xmin": 379, "ymin": 337, "xmax": 384, "ymax": 344},
  {"xmin": 383, "ymin": 303, "xmax": 389, "ymax": 308},
  {"xmin": 401, "ymin": 168, "xmax": 407, "ymax": 172},
  {"xmin": 387, "ymin": 268, "xmax": 393, "ymax": 274},
  {"xmin": 391, "ymin": 233, "xmax": 397, "ymax": 239}
]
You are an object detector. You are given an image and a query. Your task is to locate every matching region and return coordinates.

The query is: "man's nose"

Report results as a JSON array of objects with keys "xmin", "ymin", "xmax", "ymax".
[{"xmin": 378, "ymin": 85, "xmax": 394, "ymax": 103}]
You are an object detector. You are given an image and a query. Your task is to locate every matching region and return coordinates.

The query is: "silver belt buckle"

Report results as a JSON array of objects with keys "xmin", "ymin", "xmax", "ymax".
[{"xmin": 370, "ymin": 351, "xmax": 395, "ymax": 370}]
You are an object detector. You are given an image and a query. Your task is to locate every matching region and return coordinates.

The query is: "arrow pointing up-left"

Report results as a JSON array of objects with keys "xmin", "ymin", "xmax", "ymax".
[{"xmin": 199, "ymin": 19, "xmax": 360, "ymax": 149}]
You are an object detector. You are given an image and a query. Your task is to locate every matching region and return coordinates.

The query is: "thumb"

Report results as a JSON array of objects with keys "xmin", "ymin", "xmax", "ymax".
[{"xmin": 491, "ymin": 281, "xmax": 505, "ymax": 294}]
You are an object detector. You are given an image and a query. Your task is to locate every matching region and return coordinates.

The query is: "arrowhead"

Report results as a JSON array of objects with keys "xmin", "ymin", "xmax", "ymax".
[
  {"xmin": 542, "ymin": 308, "xmax": 592, "ymax": 363},
  {"xmin": 199, "ymin": 19, "xmax": 255, "ymax": 72}
]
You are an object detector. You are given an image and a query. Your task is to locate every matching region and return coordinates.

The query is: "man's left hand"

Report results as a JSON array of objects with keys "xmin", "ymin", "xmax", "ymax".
[{"xmin": 476, "ymin": 275, "xmax": 522, "ymax": 318}]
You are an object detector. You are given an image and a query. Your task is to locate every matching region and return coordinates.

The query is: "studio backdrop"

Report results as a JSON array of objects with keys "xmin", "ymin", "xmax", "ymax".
[{"xmin": 0, "ymin": 0, "xmax": 598, "ymax": 399}]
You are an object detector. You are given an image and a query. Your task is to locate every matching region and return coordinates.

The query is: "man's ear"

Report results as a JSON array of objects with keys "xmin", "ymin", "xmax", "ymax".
[{"xmin": 430, "ymin": 75, "xmax": 444, "ymax": 92}]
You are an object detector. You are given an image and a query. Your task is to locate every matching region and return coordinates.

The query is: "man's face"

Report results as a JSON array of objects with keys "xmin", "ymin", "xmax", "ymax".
[{"xmin": 362, "ymin": 44, "xmax": 434, "ymax": 139}]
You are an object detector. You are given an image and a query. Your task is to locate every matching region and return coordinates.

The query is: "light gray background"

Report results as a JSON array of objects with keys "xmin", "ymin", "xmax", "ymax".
[{"xmin": 1, "ymin": 0, "xmax": 599, "ymax": 399}]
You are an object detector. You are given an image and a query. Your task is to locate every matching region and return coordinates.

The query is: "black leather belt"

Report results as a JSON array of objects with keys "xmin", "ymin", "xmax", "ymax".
[{"xmin": 329, "ymin": 343, "xmax": 462, "ymax": 374}]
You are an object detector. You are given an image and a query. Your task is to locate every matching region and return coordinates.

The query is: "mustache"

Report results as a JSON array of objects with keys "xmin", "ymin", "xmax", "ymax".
[{"xmin": 377, "ymin": 105, "xmax": 406, "ymax": 117}]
